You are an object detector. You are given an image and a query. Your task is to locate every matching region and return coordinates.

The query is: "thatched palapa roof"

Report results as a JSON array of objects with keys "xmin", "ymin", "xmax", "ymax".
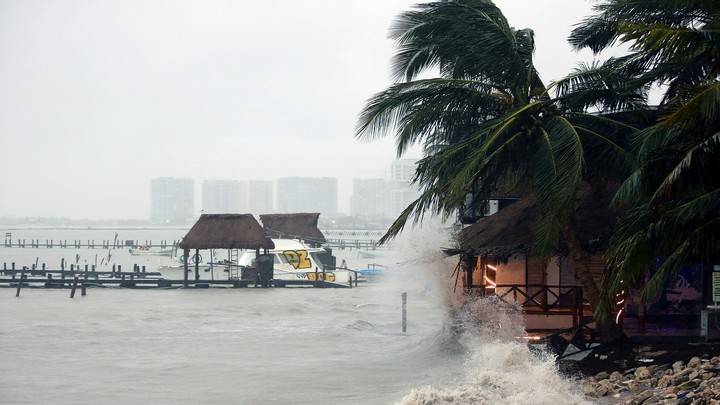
[
  {"xmin": 260, "ymin": 213, "xmax": 326, "ymax": 243},
  {"xmin": 179, "ymin": 214, "xmax": 275, "ymax": 250},
  {"xmin": 460, "ymin": 182, "xmax": 618, "ymax": 259},
  {"xmin": 460, "ymin": 197, "xmax": 536, "ymax": 258}
]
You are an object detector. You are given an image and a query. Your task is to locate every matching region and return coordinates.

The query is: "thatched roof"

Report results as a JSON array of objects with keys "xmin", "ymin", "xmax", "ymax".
[
  {"xmin": 460, "ymin": 182, "xmax": 618, "ymax": 259},
  {"xmin": 460, "ymin": 197, "xmax": 536, "ymax": 258},
  {"xmin": 260, "ymin": 213, "xmax": 326, "ymax": 243},
  {"xmin": 179, "ymin": 214, "xmax": 275, "ymax": 250}
]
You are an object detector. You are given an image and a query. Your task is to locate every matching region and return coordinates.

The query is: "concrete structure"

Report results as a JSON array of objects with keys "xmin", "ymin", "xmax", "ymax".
[
  {"xmin": 277, "ymin": 177, "xmax": 338, "ymax": 217},
  {"xmin": 388, "ymin": 159, "xmax": 420, "ymax": 217},
  {"xmin": 202, "ymin": 180, "xmax": 246, "ymax": 214},
  {"xmin": 350, "ymin": 178, "xmax": 389, "ymax": 219},
  {"xmin": 150, "ymin": 177, "xmax": 194, "ymax": 225},
  {"xmin": 248, "ymin": 180, "xmax": 274, "ymax": 214},
  {"xmin": 390, "ymin": 159, "xmax": 417, "ymax": 182}
]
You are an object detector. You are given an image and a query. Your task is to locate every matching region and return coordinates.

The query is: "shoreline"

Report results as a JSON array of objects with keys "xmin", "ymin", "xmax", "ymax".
[{"xmin": 568, "ymin": 342, "xmax": 720, "ymax": 404}]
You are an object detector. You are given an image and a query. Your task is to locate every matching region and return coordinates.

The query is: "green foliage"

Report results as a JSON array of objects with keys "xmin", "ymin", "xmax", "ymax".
[
  {"xmin": 572, "ymin": 0, "xmax": 720, "ymax": 304},
  {"xmin": 357, "ymin": 0, "xmax": 633, "ymax": 256}
]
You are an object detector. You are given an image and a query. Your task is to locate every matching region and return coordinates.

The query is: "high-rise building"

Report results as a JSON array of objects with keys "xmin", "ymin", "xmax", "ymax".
[
  {"xmin": 277, "ymin": 177, "xmax": 338, "ymax": 216},
  {"xmin": 350, "ymin": 178, "xmax": 389, "ymax": 219},
  {"xmin": 388, "ymin": 159, "xmax": 420, "ymax": 217},
  {"xmin": 248, "ymin": 180, "xmax": 274, "ymax": 214},
  {"xmin": 390, "ymin": 159, "xmax": 417, "ymax": 182},
  {"xmin": 202, "ymin": 180, "xmax": 246, "ymax": 214},
  {"xmin": 150, "ymin": 177, "xmax": 194, "ymax": 224}
]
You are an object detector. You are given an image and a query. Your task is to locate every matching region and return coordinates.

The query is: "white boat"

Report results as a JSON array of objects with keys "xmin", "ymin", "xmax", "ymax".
[
  {"xmin": 128, "ymin": 246, "xmax": 174, "ymax": 257},
  {"xmin": 237, "ymin": 239, "xmax": 355, "ymax": 285}
]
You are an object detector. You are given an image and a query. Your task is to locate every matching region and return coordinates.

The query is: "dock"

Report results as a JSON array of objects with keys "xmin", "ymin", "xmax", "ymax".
[
  {"xmin": 0, "ymin": 238, "xmax": 387, "ymax": 251},
  {"xmin": 0, "ymin": 261, "xmax": 353, "ymax": 291}
]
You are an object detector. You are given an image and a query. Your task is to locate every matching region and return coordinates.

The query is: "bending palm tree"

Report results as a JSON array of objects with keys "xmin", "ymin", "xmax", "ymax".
[
  {"xmin": 356, "ymin": 0, "xmax": 636, "ymax": 314},
  {"xmin": 570, "ymin": 0, "xmax": 720, "ymax": 306}
]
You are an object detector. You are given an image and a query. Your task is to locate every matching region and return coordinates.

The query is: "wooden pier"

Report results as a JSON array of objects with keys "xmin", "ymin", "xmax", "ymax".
[
  {"xmin": 1, "ymin": 261, "xmax": 352, "ymax": 291},
  {"xmin": 0, "ymin": 238, "xmax": 387, "ymax": 251}
]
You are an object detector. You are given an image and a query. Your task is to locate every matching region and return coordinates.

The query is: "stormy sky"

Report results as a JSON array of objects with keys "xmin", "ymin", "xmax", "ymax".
[{"xmin": 0, "ymin": 0, "xmax": 601, "ymax": 219}]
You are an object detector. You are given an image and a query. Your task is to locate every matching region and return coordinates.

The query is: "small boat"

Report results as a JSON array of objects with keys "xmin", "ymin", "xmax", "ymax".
[
  {"xmin": 236, "ymin": 239, "xmax": 355, "ymax": 285},
  {"xmin": 128, "ymin": 246, "xmax": 174, "ymax": 257},
  {"xmin": 355, "ymin": 263, "xmax": 388, "ymax": 281}
]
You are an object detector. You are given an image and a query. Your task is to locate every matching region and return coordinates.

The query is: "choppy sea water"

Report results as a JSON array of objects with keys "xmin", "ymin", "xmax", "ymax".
[{"xmin": 0, "ymin": 226, "xmax": 589, "ymax": 404}]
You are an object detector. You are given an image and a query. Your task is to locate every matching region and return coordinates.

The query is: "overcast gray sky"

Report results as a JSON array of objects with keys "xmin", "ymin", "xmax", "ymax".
[{"xmin": 0, "ymin": 0, "xmax": 600, "ymax": 219}]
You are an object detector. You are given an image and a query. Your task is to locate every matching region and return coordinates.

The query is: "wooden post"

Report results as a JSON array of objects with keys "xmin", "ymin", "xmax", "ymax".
[
  {"xmin": 82, "ymin": 265, "xmax": 88, "ymax": 296},
  {"xmin": 194, "ymin": 249, "xmax": 200, "ymax": 281},
  {"xmin": 70, "ymin": 276, "xmax": 79, "ymax": 298},
  {"xmin": 16, "ymin": 271, "xmax": 25, "ymax": 297},
  {"xmin": 464, "ymin": 254, "xmax": 473, "ymax": 290},
  {"xmin": 183, "ymin": 248, "xmax": 189, "ymax": 287},
  {"xmin": 401, "ymin": 292, "xmax": 407, "ymax": 333}
]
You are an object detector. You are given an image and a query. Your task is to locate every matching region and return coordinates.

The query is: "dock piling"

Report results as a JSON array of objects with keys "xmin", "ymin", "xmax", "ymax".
[
  {"xmin": 16, "ymin": 270, "xmax": 25, "ymax": 297},
  {"xmin": 401, "ymin": 292, "xmax": 407, "ymax": 333},
  {"xmin": 70, "ymin": 276, "xmax": 79, "ymax": 298}
]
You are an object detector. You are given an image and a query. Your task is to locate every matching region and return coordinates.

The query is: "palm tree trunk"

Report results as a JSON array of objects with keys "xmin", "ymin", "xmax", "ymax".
[
  {"xmin": 564, "ymin": 224, "xmax": 601, "ymax": 309},
  {"xmin": 564, "ymin": 224, "xmax": 621, "ymax": 341}
]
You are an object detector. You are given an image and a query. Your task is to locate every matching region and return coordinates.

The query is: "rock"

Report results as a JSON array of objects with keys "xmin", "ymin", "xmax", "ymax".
[
  {"xmin": 690, "ymin": 371, "xmax": 701, "ymax": 380},
  {"xmin": 690, "ymin": 357, "xmax": 703, "ymax": 368},
  {"xmin": 711, "ymin": 357, "xmax": 720, "ymax": 365},
  {"xmin": 610, "ymin": 371, "xmax": 624, "ymax": 382},
  {"xmin": 702, "ymin": 372, "xmax": 714, "ymax": 380},
  {"xmin": 674, "ymin": 369, "xmax": 694, "ymax": 384},
  {"xmin": 636, "ymin": 366, "xmax": 652, "ymax": 380},
  {"xmin": 582, "ymin": 381, "xmax": 598, "ymax": 397},
  {"xmin": 598, "ymin": 379, "xmax": 615, "ymax": 396},
  {"xmin": 594, "ymin": 384, "xmax": 610, "ymax": 397},
  {"xmin": 675, "ymin": 361, "xmax": 686, "ymax": 373},
  {"xmin": 596, "ymin": 371, "xmax": 610, "ymax": 381},
  {"xmin": 657, "ymin": 375, "xmax": 673, "ymax": 388},
  {"xmin": 627, "ymin": 379, "xmax": 640, "ymax": 393},
  {"xmin": 631, "ymin": 390, "xmax": 654, "ymax": 404},
  {"xmin": 675, "ymin": 380, "xmax": 700, "ymax": 393}
]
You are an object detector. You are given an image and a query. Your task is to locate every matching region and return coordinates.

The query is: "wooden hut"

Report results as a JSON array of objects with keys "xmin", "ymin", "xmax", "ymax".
[
  {"xmin": 458, "ymin": 183, "xmax": 616, "ymax": 330},
  {"xmin": 179, "ymin": 214, "xmax": 275, "ymax": 286},
  {"xmin": 259, "ymin": 213, "xmax": 326, "ymax": 246}
]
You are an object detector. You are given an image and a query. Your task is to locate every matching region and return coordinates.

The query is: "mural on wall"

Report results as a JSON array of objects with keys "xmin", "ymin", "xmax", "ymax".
[{"xmin": 648, "ymin": 262, "xmax": 704, "ymax": 315}]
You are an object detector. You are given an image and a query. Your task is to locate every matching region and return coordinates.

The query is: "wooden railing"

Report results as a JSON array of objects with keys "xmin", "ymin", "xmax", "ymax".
[{"xmin": 476, "ymin": 284, "xmax": 589, "ymax": 327}]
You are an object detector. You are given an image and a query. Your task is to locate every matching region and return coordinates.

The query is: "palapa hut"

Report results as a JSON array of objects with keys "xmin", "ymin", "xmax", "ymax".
[
  {"xmin": 259, "ymin": 213, "xmax": 326, "ymax": 246},
  {"xmin": 458, "ymin": 183, "xmax": 617, "ymax": 330},
  {"xmin": 179, "ymin": 214, "xmax": 275, "ymax": 286}
]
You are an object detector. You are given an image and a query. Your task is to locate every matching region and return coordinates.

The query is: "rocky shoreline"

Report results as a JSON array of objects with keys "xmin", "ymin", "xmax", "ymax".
[{"xmin": 583, "ymin": 355, "xmax": 720, "ymax": 404}]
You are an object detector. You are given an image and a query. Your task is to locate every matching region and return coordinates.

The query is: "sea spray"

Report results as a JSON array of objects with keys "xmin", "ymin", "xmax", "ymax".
[{"xmin": 396, "ymin": 297, "xmax": 591, "ymax": 405}]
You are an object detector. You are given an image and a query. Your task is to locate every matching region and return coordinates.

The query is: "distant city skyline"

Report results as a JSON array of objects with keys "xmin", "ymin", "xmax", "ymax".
[
  {"xmin": 146, "ymin": 159, "xmax": 417, "ymax": 223},
  {"xmin": 0, "ymin": 1, "xmax": 600, "ymax": 220}
]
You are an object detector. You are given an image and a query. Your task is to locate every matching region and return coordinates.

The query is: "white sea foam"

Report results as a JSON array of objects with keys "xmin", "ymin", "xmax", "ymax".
[{"xmin": 397, "ymin": 297, "xmax": 590, "ymax": 405}]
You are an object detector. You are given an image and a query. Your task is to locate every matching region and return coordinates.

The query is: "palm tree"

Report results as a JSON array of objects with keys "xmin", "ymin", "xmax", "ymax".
[
  {"xmin": 356, "ymin": 0, "xmax": 637, "ymax": 314},
  {"xmin": 569, "ymin": 0, "xmax": 720, "ymax": 304}
]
